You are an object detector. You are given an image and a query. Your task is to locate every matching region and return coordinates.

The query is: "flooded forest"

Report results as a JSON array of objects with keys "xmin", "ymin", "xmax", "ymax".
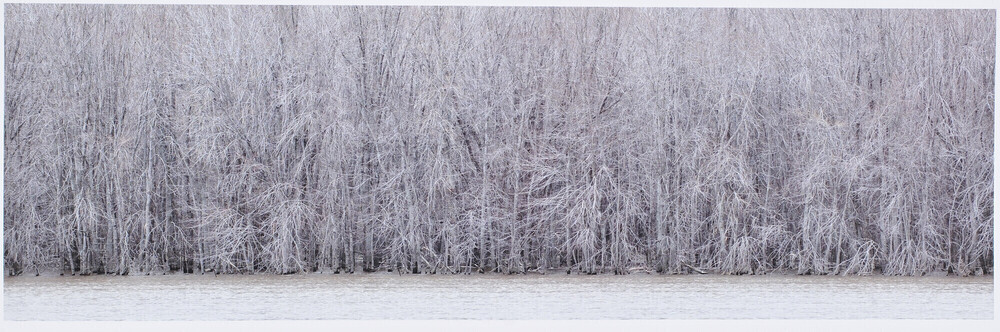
[{"xmin": 3, "ymin": 5, "xmax": 994, "ymax": 277}]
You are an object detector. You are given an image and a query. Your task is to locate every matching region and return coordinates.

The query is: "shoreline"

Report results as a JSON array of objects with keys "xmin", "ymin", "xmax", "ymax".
[{"xmin": 4, "ymin": 268, "xmax": 991, "ymax": 278}]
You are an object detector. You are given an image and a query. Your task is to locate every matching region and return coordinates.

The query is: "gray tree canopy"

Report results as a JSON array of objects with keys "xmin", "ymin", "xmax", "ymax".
[{"xmin": 3, "ymin": 5, "xmax": 994, "ymax": 276}]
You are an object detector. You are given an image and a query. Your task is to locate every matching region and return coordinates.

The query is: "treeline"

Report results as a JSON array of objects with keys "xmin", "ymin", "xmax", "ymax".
[{"xmin": 4, "ymin": 5, "xmax": 994, "ymax": 276}]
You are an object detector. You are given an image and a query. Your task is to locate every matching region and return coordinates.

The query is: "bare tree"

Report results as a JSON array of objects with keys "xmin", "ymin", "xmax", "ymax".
[{"xmin": 4, "ymin": 5, "xmax": 994, "ymax": 277}]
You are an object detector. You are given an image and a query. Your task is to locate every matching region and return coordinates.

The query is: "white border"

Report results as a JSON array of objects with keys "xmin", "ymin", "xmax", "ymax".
[
  {"xmin": 3, "ymin": 320, "xmax": 1000, "ymax": 331},
  {"xmin": 1, "ymin": 1, "xmax": 997, "ymax": 331}
]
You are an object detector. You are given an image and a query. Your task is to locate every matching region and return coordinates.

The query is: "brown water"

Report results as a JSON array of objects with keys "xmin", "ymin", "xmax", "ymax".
[{"xmin": 2, "ymin": 273, "xmax": 993, "ymax": 320}]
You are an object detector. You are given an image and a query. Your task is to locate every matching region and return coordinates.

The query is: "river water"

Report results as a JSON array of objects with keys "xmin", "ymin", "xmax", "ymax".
[{"xmin": 2, "ymin": 273, "xmax": 992, "ymax": 320}]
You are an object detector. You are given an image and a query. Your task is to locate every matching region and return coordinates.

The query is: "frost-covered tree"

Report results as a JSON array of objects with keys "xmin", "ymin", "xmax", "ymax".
[{"xmin": 4, "ymin": 5, "xmax": 994, "ymax": 276}]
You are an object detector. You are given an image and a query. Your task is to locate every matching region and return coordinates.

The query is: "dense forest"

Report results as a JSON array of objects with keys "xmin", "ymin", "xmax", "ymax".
[{"xmin": 3, "ymin": 5, "xmax": 994, "ymax": 276}]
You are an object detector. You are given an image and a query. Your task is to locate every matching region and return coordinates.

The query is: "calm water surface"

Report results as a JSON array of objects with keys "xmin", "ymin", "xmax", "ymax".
[{"xmin": 3, "ymin": 273, "xmax": 993, "ymax": 320}]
